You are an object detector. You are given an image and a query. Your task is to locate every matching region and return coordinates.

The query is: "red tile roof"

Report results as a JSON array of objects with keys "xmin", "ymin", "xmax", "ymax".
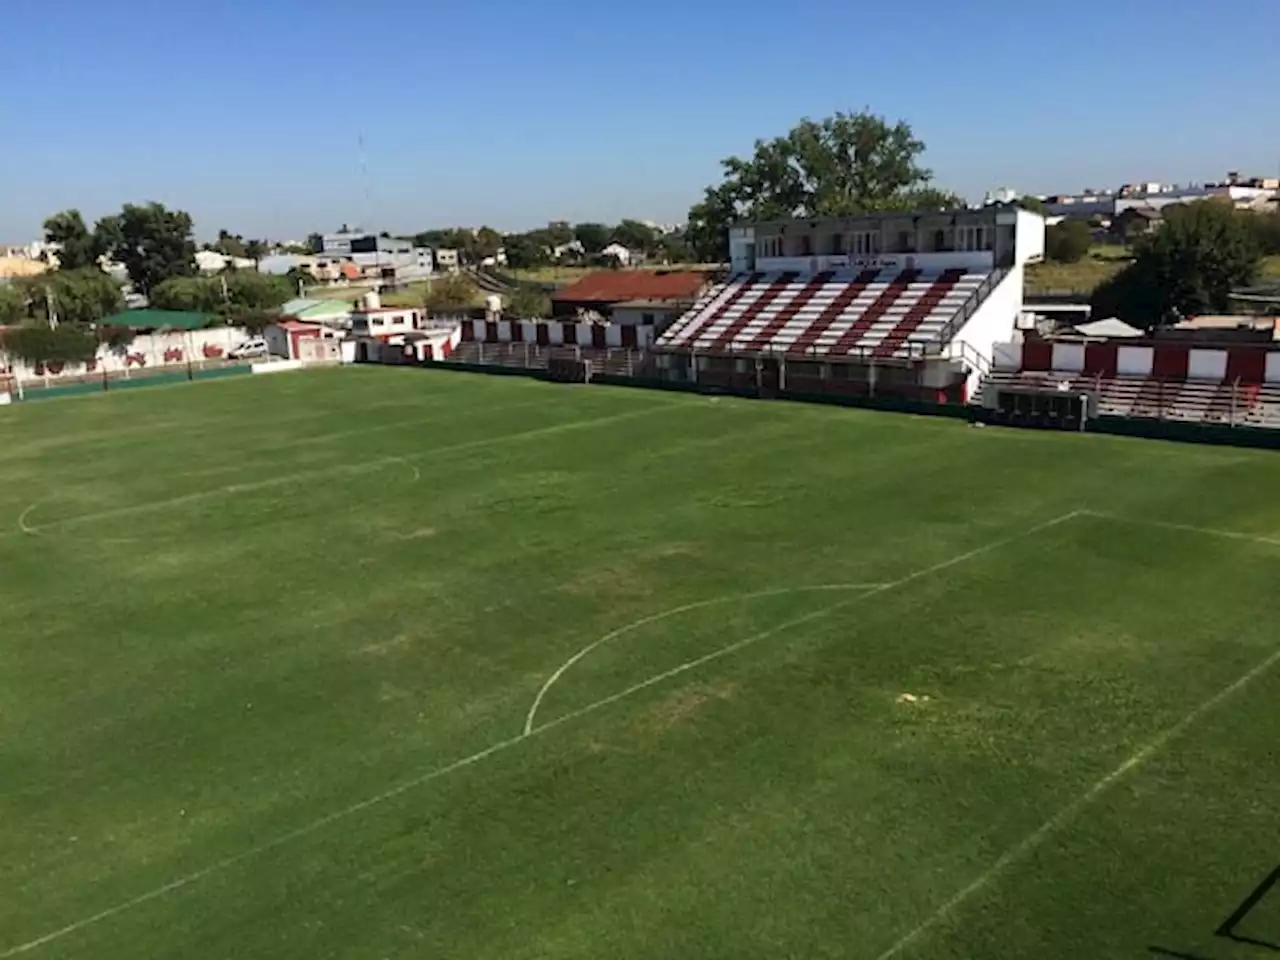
[{"xmin": 551, "ymin": 270, "xmax": 707, "ymax": 304}]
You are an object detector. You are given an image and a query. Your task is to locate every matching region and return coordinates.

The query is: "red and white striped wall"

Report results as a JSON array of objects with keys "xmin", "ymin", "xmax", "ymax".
[
  {"xmin": 460, "ymin": 319, "xmax": 654, "ymax": 350},
  {"xmin": 992, "ymin": 341, "xmax": 1280, "ymax": 383}
]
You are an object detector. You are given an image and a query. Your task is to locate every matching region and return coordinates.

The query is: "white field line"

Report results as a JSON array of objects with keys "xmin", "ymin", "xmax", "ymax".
[
  {"xmin": 529, "ymin": 511, "xmax": 1084, "ymax": 735},
  {"xmin": 872, "ymin": 640, "xmax": 1280, "ymax": 960},
  {"xmin": 1081, "ymin": 509, "xmax": 1280, "ymax": 549},
  {"xmin": 0, "ymin": 511, "xmax": 1081, "ymax": 957},
  {"xmin": 523, "ymin": 583, "xmax": 890, "ymax": 735},
  {"xmin": 8, "ymin": 402, "xmax": 677, "ymax": 537},
  {"xmin": 17, "ymin": 503, "xmax": 41, "ymax": 536}
]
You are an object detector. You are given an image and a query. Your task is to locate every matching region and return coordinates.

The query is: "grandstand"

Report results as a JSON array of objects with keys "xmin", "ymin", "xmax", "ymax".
[
  {"xmin": 982, "ymin": 338, "xmax": 1280, "ymax": 429},
  {"xmin": 654, "ymin": 207, "xmax": 1045, "ymax": 402}
]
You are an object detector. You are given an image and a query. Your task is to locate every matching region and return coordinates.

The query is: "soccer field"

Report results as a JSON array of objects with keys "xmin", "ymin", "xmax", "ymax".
[{"xmin": 2, "ymin": 367, "xmax": 1278, "ymax": 960}]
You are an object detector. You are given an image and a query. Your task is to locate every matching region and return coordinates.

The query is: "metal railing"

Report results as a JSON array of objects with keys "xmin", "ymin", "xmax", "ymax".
[
  {"xmin": 984, "ymin": 371, "xmax": 1279, "ymax": 428},
  {"xmin": 933, "ymin": 265, "xmax": 1010, "ymax": 352}
]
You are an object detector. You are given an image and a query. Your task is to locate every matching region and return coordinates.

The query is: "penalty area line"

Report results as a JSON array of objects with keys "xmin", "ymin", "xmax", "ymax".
[
  {"xmin": 871, "ymin": 639, "xmax": 1280, "ymax": 960},
  {"xmin": 0, "ymin": 509, "xmax": 1082, "ymax": 958},
  {"xmin": 1081, "ymin": 509, "xmax": 1280, "ymax": 550}
]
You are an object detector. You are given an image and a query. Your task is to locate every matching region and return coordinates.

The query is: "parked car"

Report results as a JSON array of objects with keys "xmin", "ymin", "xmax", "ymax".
[{"xmin": 227, "ymin": 338, "xmax": 268, "ymax": 360}]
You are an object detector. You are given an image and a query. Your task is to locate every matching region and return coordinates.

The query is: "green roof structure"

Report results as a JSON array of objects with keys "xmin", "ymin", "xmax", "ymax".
[{"xmin": 98, "ymin": 310, "xmax": 218, "ymax": 331}]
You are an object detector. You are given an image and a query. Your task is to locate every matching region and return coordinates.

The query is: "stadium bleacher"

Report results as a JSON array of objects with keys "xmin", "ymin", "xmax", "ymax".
[
  {"xmin": 981, "ymin": 369, "xmax": 1280, "ymax": 427},
  {"xmin": 661, "ymin": 267, "xmax": 991, "ymax": 360}
]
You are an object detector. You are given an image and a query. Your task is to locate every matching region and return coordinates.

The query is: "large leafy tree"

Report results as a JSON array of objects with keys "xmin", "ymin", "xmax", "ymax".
[
  {"xmin": 1250, "ymin": 209, "xmax": 1280, "ymax": 255},
  {"xmin": 42, "ymin": 210, "xmax": 104, "ymax": 271},
  {"xmin": 422, "ymin": 274, "xmax": 477, "ymax": 314},
  {"xmin": 1044, "ymin": 220, "xmax": 1092, "ymax": 263},
  {"xmin": 473, "ymin": 226, "xmax": 503, "ymax": 262},
  {"xmin": 15, "ymin": 268, "xmax": 123, "ymax": 326},
  {"xmin": 504, "ymin": 233, "xmax": 551, "ymax": 270},
  {"xmin": 685, "ymin": 110, "xmax": 961, "ymax": 261},
  {"xmin": 101, "ymin": 202, "xmax": 198, "ymax": 296},
  {"xmin": 612, "ymin": 220, "xmax": 659, "ymax": 255},
  {"xmin": 212, "ymin": 229, "xmax": 247, "ymax": 258},
  {"xmin": 506, "ymin": 287, "xmax": 551, "ymax": 318},
  {"xmin": 151, "ymin": 273, "xmax": 291, "ymax": 313},
  {"xmin": 1092, "ymin": 201, "xmax": 1261, "ymax": 326},
  {"xmin": 0, "ymin": 284, "xmax": 26, "ymax": 325},
  {"xmin": 573, "ymin": 222, "xmax": 611, "ymax": 255}
]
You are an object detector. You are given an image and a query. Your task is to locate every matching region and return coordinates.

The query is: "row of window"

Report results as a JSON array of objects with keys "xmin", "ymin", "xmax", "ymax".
[{"xmin": 754, "ymin": 225, "xmax": 993, "ymax": 258}]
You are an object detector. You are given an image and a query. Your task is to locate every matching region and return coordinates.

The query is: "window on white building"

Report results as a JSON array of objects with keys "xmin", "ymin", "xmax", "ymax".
[
  {"xmin": 757, "ymin": 236, "xmax": 783, "ymax": 258},
  {"xmin": 957, "ymin": 225, "xmax": 991, "ymax": 251},
  {"xmin": 852, "ymin": 231, "xmax": 880, "ymax": 255}
]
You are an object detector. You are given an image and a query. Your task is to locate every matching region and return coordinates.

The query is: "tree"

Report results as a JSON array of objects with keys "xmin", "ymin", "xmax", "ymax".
[
  {"xmin": 1015, "ymin": 196, "xmax": 1048, "ymax": 215},
  {"xmin": 243, "ymin": 239, "xmax": 267, "ymax": 263},
  {"xmin": 506, "ymin": 287, "xmax": 551, "ymax": 319},
  {"xmin": 2, "ymin": 324, "xmax": 98, "ymax": 367},
  {"xmin": 15, "ymin": 268, "xmax": 123, "ymax": 326},
  {"xmin": 150, "ymin": 277, "xmax": 222, "ymax": 312},
  {"xmin": 42, "ymin": 210, "xmax": 103, "ymax": 271},
  {"xmin": 685, "ymin": 110, "xmax": 962, "ymax": 263},
  {"xmin": 212, "ymin": 229, "xmax": 247, "ymax": 258},
  {"xmin": 1091, "ymin": 202, "xmax": 1261, "ymax": 326},
  {"xmin": 573, "ymin": 222, "xmax": 611, "ymax": 255},
  {"xmin": 151, "ymin": 273, "xmax": 291, "ymax": 314},
  {"xmin": 102, "ymin": 203, "xmax": 197, "ymax": 296},
  {"xmin": 612, "ymin": 220, "xmax": 658, "ymax": 256},
  {"xmin": 654, "ymin": 231, "xmax": 693, "ymax": 264},
  {"xmin": 0, "ymin": 285, "xmax": 26, "ymax": 325},
  {"xmin": 1044, "ymin": 220, "xmax": 1092, "ymax": 263},
  {"xmin": 504, "ymin": 234, "xmax": 550, "ymax": 270},
  {"xmin": 422, "ymin": 274, "xmax": 477, "ymax": 315},
  {"xmin": 1249, "ymin": 210, "xmax": 1280, "ymax": 256},
  {"xmin": 473, "ymin": 226, "xmax": 503, "ymax": 261},
  {"xmin": 545, "ymin": 222, "xmax": 575, "ymax": 247}
]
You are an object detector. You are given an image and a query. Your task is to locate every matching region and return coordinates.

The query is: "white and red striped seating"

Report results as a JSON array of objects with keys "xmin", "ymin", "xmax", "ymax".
[
  {"xmin": 659, "ymin": 268, "xmax": 989, "ymax": 360},
  {"xmin": 982, "ymin": 371, "xmax": 1269, "ymax": 425}
]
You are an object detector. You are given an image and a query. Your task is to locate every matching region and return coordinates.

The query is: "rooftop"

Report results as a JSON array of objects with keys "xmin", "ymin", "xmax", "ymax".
[
  {"xmin": 551, "ymin": 270, "xmax": 706, "ymax": 305},
  {"xmin": 98, "ymin": 309, "xmax": 216, "ymax": 331}
]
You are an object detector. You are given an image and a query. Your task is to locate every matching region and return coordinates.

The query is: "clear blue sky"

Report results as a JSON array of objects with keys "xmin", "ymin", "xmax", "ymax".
[{"xmin": 1, "ymin": 0, "xmax": 1276, "ymax": 242}]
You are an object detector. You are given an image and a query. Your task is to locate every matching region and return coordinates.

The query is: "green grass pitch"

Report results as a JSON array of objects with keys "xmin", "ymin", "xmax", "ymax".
[{"xmin": 1, "ymin": 366, "xmax": 1278, "ymax": 960}]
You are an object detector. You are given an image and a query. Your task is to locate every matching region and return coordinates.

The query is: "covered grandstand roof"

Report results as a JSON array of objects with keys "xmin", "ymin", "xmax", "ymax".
[
  {"xmin": 551, "ymin": 270, "xmax": 706, "ymax": 305},
  {"xmin": 1070, "ymin": 318, "xmax": 1144, "ymax": 338},
  {"xmin": 97, "ymin": 309, "xmax": 216, "ymax": 331}
]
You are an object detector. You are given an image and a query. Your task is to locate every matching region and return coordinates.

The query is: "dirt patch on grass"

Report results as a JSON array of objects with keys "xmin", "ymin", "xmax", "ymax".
[
  {"xmin": 639, "ymin": 541, "xmax": 700, "ymax": 560},
  {"xmin": 559, "ymin": 564, "xmax": 656, "ymax": 605},
  {"xmin": 355, "ymin": 634, "xmax": 414, "ymax": 657},
  {"xmin": 399, "ymin": 527, "xmax": 436, "ymax": 540},
  {"xmin": 638, "ymin": 681, "xmax": 739, "ymax": 733}
]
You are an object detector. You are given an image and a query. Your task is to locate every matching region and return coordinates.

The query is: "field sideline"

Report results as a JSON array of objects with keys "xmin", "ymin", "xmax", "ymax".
[{"xmin": 1, "ymin": 367, "xmax": 1278, "ymax": 959}]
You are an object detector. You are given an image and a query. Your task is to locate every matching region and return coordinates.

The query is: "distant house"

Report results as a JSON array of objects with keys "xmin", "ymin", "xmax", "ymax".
[
  {"xmin": 265, "ymin": 319, "xmax": 343, "ymax": 360},
  {"xmin": 279, "ymin": 298, "xmax": 352, "ymax": 327},
  {"xmin": 195, "ymin": 250, "xmax": 255, "ymax": 273},
  {"xmin": 433, "ymin": 248, "xmax": 460, "ymax": 272},
  {"xmin": 258, "ymin": 253, "xmax": 315, "ymax": 277},
  {"xmin": 552, "ymin": 240, "xmax": 584, "ymax": 261},
  {"xmin": 600, "ymin": 242, "xmax": 633, "ymax": 266},
  {"xmin": 1111, "ymin": 206, "xmax": 1162, "ymax": 243},
  {"xmin": 549, "ymin": 269, "xmax": 707, "ymax": 320}
]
